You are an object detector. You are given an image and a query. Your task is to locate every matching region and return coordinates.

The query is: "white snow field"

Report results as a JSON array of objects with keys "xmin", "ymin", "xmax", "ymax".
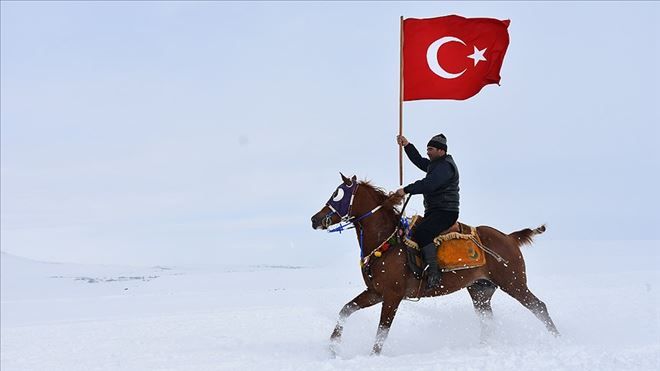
[{"xmin": 2, "ymin": 240, "xmax": 659, "ymax": 371}]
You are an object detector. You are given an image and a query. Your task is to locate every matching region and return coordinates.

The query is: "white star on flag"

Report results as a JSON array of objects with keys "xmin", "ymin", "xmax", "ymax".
[{"xmin": 467, "ymin": 46, "xmax": 487, "ymax": 66}]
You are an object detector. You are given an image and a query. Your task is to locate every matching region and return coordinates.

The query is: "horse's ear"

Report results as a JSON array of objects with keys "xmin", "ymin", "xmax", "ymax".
[{"xmin": 339, "ymin": 172, "xmax": 356, "ymax": 186}]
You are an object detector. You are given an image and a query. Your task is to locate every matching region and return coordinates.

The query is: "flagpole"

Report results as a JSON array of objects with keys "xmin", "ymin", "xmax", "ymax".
[{"xmin": 398, "ymin": 15, "xmax": 404, "ymax": 186}]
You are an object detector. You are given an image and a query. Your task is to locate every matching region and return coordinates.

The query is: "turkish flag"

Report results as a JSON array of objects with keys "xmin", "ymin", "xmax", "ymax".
[{"xmin": 403, "ymin": 15, "xmax": 510, "ymax": 101}]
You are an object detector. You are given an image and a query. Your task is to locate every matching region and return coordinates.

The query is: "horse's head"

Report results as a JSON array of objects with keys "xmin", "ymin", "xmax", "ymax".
[
  {"xmin": 311, "ymin": 173, "xmax": 405, "ymax": 230},
  {"xmin": 311, "ymin": 173, "xmax": 361, "ymax": 230}
]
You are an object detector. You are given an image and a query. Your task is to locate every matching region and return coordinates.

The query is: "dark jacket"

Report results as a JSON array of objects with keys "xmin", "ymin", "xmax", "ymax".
[{"xmin": 402, "ymin": 143, "xmax": 460, "ymax": 213}]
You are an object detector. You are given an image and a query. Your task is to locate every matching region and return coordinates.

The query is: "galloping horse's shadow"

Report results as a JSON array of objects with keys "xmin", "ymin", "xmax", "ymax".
[{"xmin": 311, "ymin": 174, "xmax": 559, "ymax": 356}]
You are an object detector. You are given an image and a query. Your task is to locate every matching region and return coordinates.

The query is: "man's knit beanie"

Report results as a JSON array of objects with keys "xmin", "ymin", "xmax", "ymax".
[{"xmin": 427, "ymin": 134, "xmax": 447, "ymax": 151}]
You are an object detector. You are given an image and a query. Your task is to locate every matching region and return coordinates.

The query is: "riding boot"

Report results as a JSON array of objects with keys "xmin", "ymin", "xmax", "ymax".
[{"xmin": 421, "ymin": 243, "xmax": 442, "ymax": 290}]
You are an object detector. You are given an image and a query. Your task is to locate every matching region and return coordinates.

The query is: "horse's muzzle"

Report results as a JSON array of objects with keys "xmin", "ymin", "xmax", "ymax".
[
  {"xmin": 311, "ymin": 213, "xmax": 333, "ymax": 230},
  {"xmin": 311, "ymin": 215, "xmax": 323, "ymax": 230}
]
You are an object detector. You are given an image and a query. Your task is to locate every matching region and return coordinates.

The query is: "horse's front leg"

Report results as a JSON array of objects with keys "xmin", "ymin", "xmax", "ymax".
[
  {"xmin": 371, "ymin": 295, "xmax": 403, "ymax": 355},
  {"xmin": 330, "ymin": 290, "xmax": 382, "ymax": 354}
]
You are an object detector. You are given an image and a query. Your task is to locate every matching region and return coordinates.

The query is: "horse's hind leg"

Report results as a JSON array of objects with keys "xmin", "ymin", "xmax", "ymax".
[
  {"xmin": 467, "ymin": 280, "xmax": 497, "ymax": 343},
  {"xmin": 330, "ymin": 289, "xmax": 382, "ymax": 354},
  {"xmin": 500, "ymin": 283, "xmax": 560, "ymax": 336}
]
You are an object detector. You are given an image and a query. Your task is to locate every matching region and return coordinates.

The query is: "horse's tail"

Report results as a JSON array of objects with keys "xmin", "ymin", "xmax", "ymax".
[{"xmin": 509, "ymin": 224, "xmax": 546, "ymax": 248}]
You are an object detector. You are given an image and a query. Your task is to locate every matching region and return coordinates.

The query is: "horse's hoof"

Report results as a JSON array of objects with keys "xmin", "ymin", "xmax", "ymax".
[
  {"xmin": 370, "ymin": 346, "xmax": 382, "ymax": 356},
  {"xmin": 547, "ymin": 324, "xmax": 561, "ymax": 338},
  {"xmin": 329, "ymin": 340, "xmax": 340, "ymax": 358}
]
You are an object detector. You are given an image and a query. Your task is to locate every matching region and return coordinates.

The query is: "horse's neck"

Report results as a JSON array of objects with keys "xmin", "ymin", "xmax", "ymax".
[{"xmin": 355, "ymin": 208, "xmax": 397, "ymax": 253}]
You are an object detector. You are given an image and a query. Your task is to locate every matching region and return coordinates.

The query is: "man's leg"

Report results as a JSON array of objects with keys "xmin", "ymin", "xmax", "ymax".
[
  {"xmin": 413, "ymin": 211, "xmax": 459, "ymax": 290},
  {"xmin": 420, "ymin": 242, "xmax": 442, "ymax": 289},
  {"xmin": 414, "ymin": 218, "xmax": 442, "ymax": 290}
]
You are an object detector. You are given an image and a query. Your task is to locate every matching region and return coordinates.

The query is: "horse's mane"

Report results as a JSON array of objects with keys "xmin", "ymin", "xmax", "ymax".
[{"xmin": 358, "ymin": 180, "xmax": 404, "ymax": 216}]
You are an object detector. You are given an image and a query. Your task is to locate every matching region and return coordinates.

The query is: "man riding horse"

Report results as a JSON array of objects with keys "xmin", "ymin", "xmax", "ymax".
[
  {"xmin": 395, "ymin": 133, "xmax": 459, "ymax": 290},
  {"xmin": 311, "ymin": 136, "xmax": 558, "ymax": 355}
]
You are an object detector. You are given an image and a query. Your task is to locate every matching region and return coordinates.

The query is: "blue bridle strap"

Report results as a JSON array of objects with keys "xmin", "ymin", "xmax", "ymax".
[
  {"xmin": 324, "ymin": 181, "xmax": 386, "ymax": 258},
  {"xmin": 359, "ymin": 227, "xmax": 365, "ymax": 258},
  {"xmin": 327, "ymin": 205, "xmax": 384, "ymax": 258},
  {"xmin": 327, "ymin": 205, "xmax": 382, "ymax": 234}
]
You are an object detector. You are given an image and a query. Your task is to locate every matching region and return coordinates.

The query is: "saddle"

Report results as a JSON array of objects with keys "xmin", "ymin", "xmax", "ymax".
[{"xmin": 402, "ymin": 215, "xmax": 486, "ymax": 279}]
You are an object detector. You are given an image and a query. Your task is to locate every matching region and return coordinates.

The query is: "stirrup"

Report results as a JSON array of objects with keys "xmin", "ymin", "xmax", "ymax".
[
  {"xmin": 424, "ymin": 266, "xmax": 442, "ymax": 289},
  {"xmin": 427, "ymin": 273, "xmax": 441, "ymax": 289}
]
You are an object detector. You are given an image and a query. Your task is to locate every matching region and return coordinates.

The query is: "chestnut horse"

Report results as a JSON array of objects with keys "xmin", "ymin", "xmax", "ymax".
[{"xmin": 311, "ymin": 174, "xmax": 559, "ymax": 355}]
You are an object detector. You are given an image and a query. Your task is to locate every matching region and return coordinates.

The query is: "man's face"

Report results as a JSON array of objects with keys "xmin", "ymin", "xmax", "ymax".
[{"xmin": 427, "ymin": 146, "xmax": 445, "ymax": 160}]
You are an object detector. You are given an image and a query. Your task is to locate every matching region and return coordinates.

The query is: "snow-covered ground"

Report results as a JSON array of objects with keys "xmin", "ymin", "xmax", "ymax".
[{"xmin": 2, "ymin": 240, "xmax": 659, "ymax": 370}]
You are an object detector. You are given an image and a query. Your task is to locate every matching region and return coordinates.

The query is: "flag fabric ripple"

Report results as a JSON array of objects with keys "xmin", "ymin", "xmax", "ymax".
[{"xmin": 403, "ymin": 15, "xmax": 511, "ymax": 101}]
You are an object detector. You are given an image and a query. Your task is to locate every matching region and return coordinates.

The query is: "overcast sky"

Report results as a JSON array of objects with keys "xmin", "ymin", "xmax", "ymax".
[{"xmin": 1, "ymin": 1, "xmax": 658, "ymax": 266}]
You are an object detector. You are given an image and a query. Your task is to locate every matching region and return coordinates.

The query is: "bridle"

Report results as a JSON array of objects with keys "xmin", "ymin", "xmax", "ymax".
[
  {"xmin": 321, "ymin": 180, "xmax": 406, "ymax": 265},
  {"xmin": 322, "ymin": 181, "xmax": 383, "ymax": 234}
]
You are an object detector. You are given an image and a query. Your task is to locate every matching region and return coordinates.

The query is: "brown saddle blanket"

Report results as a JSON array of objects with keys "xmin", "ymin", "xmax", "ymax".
[{"xmin": 403, "ymin": 216, "xmax": 486, "ymax": 277}]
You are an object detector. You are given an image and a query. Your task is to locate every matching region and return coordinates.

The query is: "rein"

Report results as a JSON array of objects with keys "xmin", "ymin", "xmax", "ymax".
[
  {"xmin": 326, "ymin": 205, "xmax": 384, "ymax": 234},
  {"xmin": 327, "ymin": 205, "xmax": 385, "ymax": 259},
  {"xmin": 326, "ymin": 190, "xmax": 412, "ymax": 266}
]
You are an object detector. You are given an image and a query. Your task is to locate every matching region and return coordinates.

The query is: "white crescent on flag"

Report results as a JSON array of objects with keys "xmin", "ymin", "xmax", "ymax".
[{"xmin": 425, "ymin": 36, "xmax": 466, "ymax": 79}]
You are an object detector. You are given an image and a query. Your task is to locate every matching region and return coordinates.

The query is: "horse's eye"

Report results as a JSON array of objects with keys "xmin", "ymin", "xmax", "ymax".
[{"xmin": 332, "ymin": 188, "xmax": 345, "ymax": 202}]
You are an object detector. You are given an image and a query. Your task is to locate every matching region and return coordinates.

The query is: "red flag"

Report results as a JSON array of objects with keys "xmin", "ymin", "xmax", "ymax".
[{"xmin": 403, "ymin": 15, "xmax": 510, "ymax": 101}]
